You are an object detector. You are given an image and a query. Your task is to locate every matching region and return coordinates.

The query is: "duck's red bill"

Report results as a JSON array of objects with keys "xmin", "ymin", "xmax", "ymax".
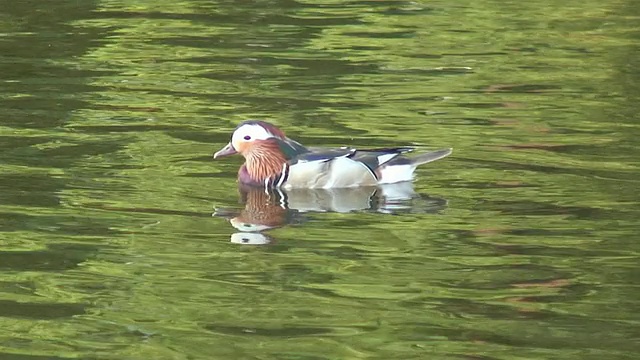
[{"xmin": 213, "ymin": 142, "xmax": 237, "ymax": 158}]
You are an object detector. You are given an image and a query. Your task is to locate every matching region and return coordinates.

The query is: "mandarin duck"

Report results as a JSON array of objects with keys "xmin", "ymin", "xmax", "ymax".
[{"xmin": 213, "ymin": 120, "xmax": 452, "ymax": 189}]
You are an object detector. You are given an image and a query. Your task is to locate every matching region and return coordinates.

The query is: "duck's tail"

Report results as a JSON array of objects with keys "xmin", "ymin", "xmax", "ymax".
[
  {"xmin": 376, "ymin": 148, "xmax": 452, "ymax": 184},
  {"xmin": 409, "ymin": 148, "xmax": 453, "ymax": 167}
]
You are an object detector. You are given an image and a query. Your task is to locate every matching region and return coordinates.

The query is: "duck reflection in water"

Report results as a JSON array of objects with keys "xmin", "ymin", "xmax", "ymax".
[{"xmin": 213, "ymin": 182, "xmax": 447, "ymax": 245}]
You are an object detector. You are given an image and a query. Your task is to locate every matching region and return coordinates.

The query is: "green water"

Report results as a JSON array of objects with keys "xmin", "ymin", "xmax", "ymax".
[{"xmin": 1, "ymin": 0, "xmax": 639, "ymax": 359}]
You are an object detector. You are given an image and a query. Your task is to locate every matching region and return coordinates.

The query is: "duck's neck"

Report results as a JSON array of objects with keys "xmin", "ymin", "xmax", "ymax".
[{"xmin": 242, "ymin": 146, "xmax": 288, "ymax": 186}]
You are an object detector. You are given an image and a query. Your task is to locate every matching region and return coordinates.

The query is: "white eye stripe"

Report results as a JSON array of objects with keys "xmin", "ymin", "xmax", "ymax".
[
  {"xmin": 231, "ymin": 124, "xmax": 273, "ymax": 147},
  {"xmin": 237, "ymin": 125, "xmax": 272, "ymax": 140}
]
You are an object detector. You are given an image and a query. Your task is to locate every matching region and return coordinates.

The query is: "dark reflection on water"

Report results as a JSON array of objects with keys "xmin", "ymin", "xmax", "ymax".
[
  {"xmin": 205, "ymin": 323, "xmax": 334, "ymax": 337},
  {"xmin": 0, "ymin": 299, "xmax": 87, "ymax": 319},
  {"xmin": 0, "ymin": 244, "xmax": 97, "ymax": 271},
  {"xmin": 0, "ymin": 0, "xmax": 639, "ymax": 359},
  {"xmin": 0, "ymin": 354, "xmax": 75, "ymax": 360}
]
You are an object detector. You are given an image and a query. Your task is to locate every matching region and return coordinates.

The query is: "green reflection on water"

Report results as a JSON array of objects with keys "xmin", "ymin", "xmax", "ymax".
[{"xmin": 0, "ymin": 0, "xmax": 638, "ymax": 359}]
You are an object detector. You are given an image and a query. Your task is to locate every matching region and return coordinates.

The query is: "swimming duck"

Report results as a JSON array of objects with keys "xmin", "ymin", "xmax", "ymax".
[{"xmin": 213, "ymin": 120, "xmax": 452, "ymax": 189}]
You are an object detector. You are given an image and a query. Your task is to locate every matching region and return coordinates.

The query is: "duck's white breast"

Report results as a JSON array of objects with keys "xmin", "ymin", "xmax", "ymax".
[{"xmin": 284, "ymin": 157, "xmax": 377, "ymax": 189}]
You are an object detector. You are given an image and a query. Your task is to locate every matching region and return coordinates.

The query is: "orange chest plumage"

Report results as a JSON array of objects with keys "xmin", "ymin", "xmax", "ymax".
[{"xmin": 239, "ymin": 141, "xmax": 290, "ymax": 186}]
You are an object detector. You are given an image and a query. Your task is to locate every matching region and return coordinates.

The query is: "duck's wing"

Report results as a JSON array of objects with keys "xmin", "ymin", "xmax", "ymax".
[
  {"xmin": 274, "ymin": 136, "xmax": 311, "ymax": 160},
  {"xmin": 290, "ymin": 147, "xmax": 356, "ymax": 164},
  {"xmin": 285, "ymin": 147, "xmax": 377, "ymax": 188},
  {"xmin": 350, "ymin": 147, "xmax": 415, "ymax": 172}
]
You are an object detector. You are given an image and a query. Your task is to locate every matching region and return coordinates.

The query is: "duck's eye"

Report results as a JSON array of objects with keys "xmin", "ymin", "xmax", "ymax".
[{"xmin": 243, "ymin": 135, "xmax": 251, "ymax": 141}]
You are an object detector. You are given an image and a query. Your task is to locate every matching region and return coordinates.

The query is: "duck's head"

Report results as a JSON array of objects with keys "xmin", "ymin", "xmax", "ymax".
[{"xmin": 213, "ymin": 120, "xmax": 286, "ymax": 159}]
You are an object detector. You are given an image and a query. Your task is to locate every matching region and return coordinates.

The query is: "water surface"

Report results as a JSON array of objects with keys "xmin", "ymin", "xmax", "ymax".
[{"xmin": 1, "ymin": 0, "xmax": 639, "ymax": 359}]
